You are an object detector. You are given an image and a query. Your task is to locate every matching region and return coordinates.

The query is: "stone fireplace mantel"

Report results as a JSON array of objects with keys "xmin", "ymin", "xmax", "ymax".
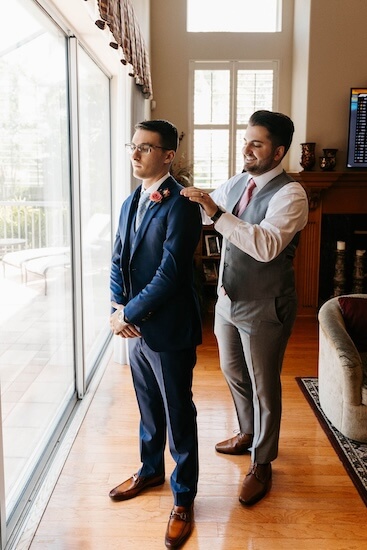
[{"xmin": 289, "ymin": 171, "xmax": 367, "ymax": 316}]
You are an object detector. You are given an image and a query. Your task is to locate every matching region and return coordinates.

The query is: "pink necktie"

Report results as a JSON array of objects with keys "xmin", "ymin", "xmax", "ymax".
[{"xmin": 235, "ymin": 178, "xmax": 256, "ymax": 217}]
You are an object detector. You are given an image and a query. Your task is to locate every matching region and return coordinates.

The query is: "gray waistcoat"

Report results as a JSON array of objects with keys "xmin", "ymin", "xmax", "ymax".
[{"xmin": 222, "ymin": 171, "xmax": 300, "ymax": 301}]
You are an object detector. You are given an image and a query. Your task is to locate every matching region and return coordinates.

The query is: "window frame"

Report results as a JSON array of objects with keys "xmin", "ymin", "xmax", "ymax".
[
  {"xmin": 186, "ymin": 0, "xmax": 282, "ymax": 33},
  {"xmin": 188, "ymin": 60, "xmax": 279, "ymax": 189},
  {"xmin": 0, "ymin": 2, "xmax": 114, "ymax": 546}
]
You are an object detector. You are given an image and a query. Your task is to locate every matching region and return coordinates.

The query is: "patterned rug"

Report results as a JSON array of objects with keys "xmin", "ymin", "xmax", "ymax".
[{"xmin": 296, "ymin": 376, "xmax": 367, "ymax": 507}]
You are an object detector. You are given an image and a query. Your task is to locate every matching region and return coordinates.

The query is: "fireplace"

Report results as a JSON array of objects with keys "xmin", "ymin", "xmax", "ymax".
[
  {"xmin": 319, "ymin": 214, "xmax": 367, "ymax": 302},
  {"xmin": 289, "ymin": 171, "xmax": 367, "ymax": 316}
]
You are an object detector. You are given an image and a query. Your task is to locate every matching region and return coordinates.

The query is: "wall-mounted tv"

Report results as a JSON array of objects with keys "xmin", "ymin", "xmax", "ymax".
[{"xmin": 347, "ymin": 87, "xmax": 367, "ymax": 168}]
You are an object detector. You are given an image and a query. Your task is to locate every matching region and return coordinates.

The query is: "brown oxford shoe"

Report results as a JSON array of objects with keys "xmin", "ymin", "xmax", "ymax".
[
  {"xmin": 239, "ymin": 462, "xmax": 272, "ymax": 506},
  {"xmin": 109, "ymin": 472, "xmax": 165, "ymax": 501},
  {"xmin": 215, "ymin": 432, "xmax": 253, "ymax": 455},
  {"xmin": 165, "ymin": 504, "xmax": 194, "ymax": 548}
]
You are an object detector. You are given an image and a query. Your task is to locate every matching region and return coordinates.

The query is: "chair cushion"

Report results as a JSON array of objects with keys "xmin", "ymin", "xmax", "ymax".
[{"xmin": 338, "ymin": 296, "xmax": 367, "ymax": 352}]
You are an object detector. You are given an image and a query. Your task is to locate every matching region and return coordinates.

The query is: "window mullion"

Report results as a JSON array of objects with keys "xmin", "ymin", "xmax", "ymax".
[{"xmin": 229, "ymin": 61, "xmax": 237, "ymax": 178}]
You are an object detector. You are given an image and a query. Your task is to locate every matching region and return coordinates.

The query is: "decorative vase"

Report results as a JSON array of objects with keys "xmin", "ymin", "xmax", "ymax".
[
  {"xmin": 300, "ymin": 142, "xmax": 316, "ymax": 171},
  {"xmin": 319, "ymin": 148, "xmax": 338, "ymax": 171}
]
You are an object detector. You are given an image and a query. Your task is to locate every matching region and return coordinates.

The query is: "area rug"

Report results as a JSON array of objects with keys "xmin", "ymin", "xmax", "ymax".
[{"xmin": 296, "ymin": 376, "xmax": 367, "ymax": 507}]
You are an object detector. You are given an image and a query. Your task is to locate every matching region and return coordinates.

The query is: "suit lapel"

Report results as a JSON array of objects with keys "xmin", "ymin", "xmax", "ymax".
[
  {"xmin": 131, "ymin": 178, "xmax": 176, "ymax": 255},
  {"xmin": 120, "ymin": 185, "xmax": 140, "ymax": 265}
]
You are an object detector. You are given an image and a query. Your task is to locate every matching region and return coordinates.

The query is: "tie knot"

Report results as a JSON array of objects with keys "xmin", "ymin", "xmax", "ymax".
[
  {"xmin": 247, "ymin": 178, "xmax": 256, "ymax": 192},
  {"xmin": 139, "ymin": 192, "xmax": 150, "ymax": 205}
]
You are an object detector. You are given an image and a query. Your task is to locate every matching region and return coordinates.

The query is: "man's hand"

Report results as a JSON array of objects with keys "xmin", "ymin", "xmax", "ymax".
[
  {"xmin": 180, "ymin": 187, "xmax": 218, "ymax": 218},
  {"xmin": 110, "ymin": 306, "xmax": 141, "ymax": 338}
]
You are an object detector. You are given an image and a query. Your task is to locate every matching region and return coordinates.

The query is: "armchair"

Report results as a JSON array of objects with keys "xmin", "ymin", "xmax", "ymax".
[{"xmin": 318, "ymin": 294, "xmax": 367, "ymax": 443}]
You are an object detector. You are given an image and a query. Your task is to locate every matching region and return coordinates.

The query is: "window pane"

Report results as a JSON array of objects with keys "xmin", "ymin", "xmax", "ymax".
[
  {"xmin": 193, "ymin": 130, "xmax": 229, "ymax": 188},
  {"xmin": 0, "ymin": 0, "xmax": 74, "ymax": 518},
  {"xmin": 194, "ymin": 70, "xmax": 230, "ymax": 124},
  {"xmin": 78, "ymin": 46, "xmax": 112, "ymax": 381},
  {"xmin": 187, "ymin": 0, "xmax": 280, "ymax": 32},
  {"xmin": 191, "ymin": 62, "xmax": 276, "ymax": 188},
  {"xmin": 237, "ymin": 70, "xmax": 274, "ymax": 124}
]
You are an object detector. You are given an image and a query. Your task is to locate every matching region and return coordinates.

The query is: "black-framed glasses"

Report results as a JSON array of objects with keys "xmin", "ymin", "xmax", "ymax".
[{"xmin": 125, "ymin": 143, "xmax": 167, "ymax": 154}]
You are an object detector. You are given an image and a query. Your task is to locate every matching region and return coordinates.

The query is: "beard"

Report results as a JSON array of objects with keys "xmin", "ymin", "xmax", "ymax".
[{"xmin": 243, "ymin": 155, "xmax": 276, "ymax": 175}]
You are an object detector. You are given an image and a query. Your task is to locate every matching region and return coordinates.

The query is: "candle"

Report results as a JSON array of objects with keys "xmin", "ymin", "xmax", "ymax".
[{"xmin": 337, "ymin": 241, "xmax": 345, "ymax": 251}]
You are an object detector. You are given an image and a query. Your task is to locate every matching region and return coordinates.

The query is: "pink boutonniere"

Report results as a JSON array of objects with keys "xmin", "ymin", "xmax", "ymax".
[{"xmin": 149, "ymin": 188, "xmax": 171, "ymax": 207}]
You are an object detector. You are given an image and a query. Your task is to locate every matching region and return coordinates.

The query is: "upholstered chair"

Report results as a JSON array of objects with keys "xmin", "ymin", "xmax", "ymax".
[{"xmin": 318, "ymin": 294, "xmax": 367, "ymax": 443}]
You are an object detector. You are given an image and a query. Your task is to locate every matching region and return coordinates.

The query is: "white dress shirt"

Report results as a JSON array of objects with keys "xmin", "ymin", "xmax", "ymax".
[
  {"xmin": 204, "ymin": 164, "xmax": 309, "ymax": 263},
  {"xmin": 140, "ymin": 172, "xmax": 171, "ymax": 196}
]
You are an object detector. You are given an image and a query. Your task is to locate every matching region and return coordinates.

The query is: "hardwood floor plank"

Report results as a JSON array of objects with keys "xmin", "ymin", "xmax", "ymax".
[{"xmin": 29, "ymin": 316, "xmax": 367, "ymax": 549}]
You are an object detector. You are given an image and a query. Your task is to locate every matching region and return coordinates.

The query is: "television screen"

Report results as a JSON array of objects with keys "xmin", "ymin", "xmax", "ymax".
[{"xmin": 347, "ymin": 87, "xmax": 367, "ymax": 168}]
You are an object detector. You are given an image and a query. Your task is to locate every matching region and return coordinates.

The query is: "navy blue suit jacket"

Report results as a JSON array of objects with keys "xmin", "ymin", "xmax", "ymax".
[{"xmin": 111, "ymin": 176, "xmax": 202, "ymax": 352}]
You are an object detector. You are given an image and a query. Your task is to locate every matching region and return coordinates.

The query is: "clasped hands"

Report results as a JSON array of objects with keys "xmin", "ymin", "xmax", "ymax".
[
  {"xmin": 180, "ymin": 187, "xmax": 217, "ymax": 217},
  {"xmin": 110, "ymin": 301, "xmax": 141, "ymax": 338}
]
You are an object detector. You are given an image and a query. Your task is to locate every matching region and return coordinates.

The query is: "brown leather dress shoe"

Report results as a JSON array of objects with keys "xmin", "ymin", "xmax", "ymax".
[
  {"xmin": 215, "ymin": 432, "xmax": 253, "ymax": 455},
  {"xmin": 165, "ymin": 504, "xmax": 194, "ymax": 548},
  {"xmin": 109, "ymin": 472, "xmax": 165, "ymax": 501},
  {"xmin": 239, "ymin": 462, "xmax": 272, "ymax": 505}
]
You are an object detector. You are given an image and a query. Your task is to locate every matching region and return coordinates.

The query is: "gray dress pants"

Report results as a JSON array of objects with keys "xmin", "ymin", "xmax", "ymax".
[{"xmin": 214, "ymin": 291, "xmax": 297, "ymax": 464}]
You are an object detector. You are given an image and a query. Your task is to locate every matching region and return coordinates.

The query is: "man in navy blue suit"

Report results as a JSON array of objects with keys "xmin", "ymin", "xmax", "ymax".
[{"xmin": 109, "ymin": 119, "xmax": 202, "ymax": 549}]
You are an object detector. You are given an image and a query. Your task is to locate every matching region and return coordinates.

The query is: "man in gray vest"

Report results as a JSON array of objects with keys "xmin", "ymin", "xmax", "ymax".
[{"xmin": 181, "ymin": 110, "xmax": 309, "ymax": 506}]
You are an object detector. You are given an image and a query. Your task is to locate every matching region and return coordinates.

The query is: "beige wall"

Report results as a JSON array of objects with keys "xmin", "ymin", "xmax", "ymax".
[
  {"xmin": 150, "ymin": 0, "xmax": 294, "ymax": 167},
  {"xmin": 300, "ymin": 0, "xmax": 367, "ymax": 170},
  {"xmin": 290, "ymin": 0, "xmax": 311, "ymax": 169},
  {"xmin": 150, "ymin": 0, "xmax": 367, "ymax": 172}
]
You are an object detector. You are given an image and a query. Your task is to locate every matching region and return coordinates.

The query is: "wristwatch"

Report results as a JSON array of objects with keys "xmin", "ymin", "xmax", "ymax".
[{"xmin": 211, "ymin": 207, "xmax": 225, "ymax": 223}]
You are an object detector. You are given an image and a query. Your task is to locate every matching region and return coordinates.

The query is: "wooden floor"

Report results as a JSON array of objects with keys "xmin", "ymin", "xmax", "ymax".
[{"xmin": 29, "ymin": 315, "xmax": 367, "ymax": 549}]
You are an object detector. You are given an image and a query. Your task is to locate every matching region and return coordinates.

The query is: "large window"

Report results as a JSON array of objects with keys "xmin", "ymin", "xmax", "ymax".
[
  {"xmin": 187, "ymin": 0, "xmax": 282, "ymax": 32},
  {"xmin": 190, "ymin": 61, "xmax": 278, "ymax": 188},
  {"xmin": 0, "ymin": 0, "xmax": 113, "ymax": 543},
  {"xmin": 0, "ymin": 0, "xmax": 75, "ymax": 524},
  {"xmin": 77, "ymin": 45, "xmax": 112, "ymax": 382}
]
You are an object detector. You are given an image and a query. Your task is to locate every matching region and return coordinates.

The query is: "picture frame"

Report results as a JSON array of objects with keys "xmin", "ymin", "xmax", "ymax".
[
  {"xmin": 205, "ymin": 234, "xmax": 221, "ymax": 256},
  {"xmin": 202, "ymin": 261, "xmax": 218, "ymax": 283}
]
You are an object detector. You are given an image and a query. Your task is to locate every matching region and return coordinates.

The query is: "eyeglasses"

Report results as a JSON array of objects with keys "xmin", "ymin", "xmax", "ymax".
[{"xmin": 125, "ymin": 143, "xmax": 167, "ymax": 154}]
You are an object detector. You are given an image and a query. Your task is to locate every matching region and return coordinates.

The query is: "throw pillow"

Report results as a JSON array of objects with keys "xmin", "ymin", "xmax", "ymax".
[{"xmin": 338, "ymin": 296, "xmax": 367, "ymax": 352}]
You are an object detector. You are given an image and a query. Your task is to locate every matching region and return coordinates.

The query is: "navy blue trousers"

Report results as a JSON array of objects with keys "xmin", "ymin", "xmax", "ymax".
[{"xmin": 128, "ymin": 337, "xmax": 198, "ymax": 506}]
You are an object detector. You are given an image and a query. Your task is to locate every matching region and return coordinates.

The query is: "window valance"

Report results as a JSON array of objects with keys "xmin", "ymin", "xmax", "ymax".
[{"xmin": 88, "ymin": 0, "xmax": 152, "ymax": 98}]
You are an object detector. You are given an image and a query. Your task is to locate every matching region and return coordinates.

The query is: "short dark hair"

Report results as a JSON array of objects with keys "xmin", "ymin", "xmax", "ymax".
[
  {"xmin": 249, "ymin": 110, "xmax": 294, "ymax": 156},
  {"xmin": 135, "ymin": 119, "xmax": 179, "ymax": 152}
]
